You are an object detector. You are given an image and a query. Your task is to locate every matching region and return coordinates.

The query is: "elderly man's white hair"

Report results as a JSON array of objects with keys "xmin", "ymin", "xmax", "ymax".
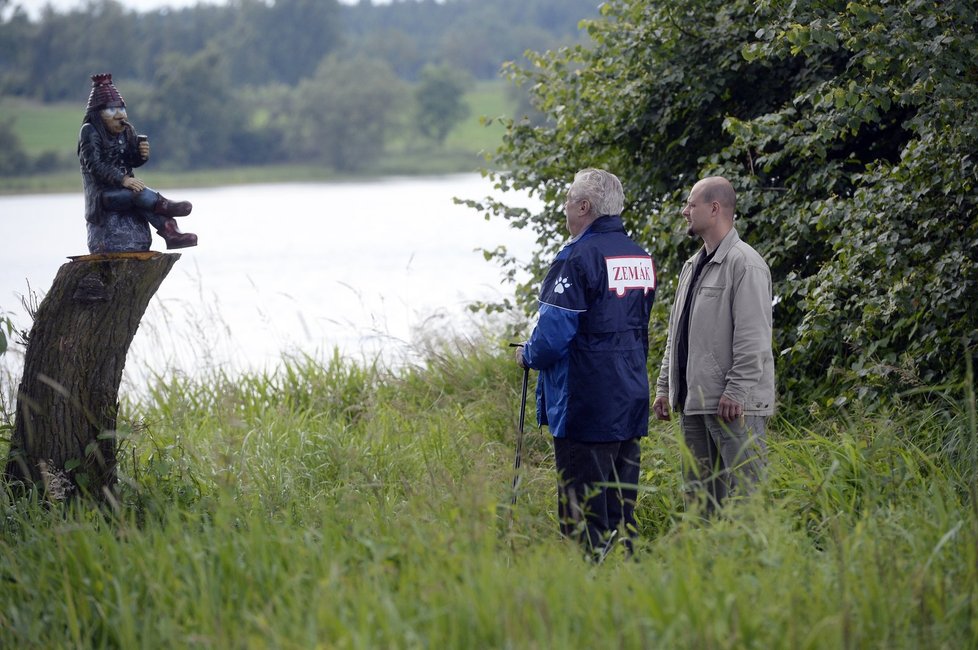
[{"xmin": 571, "ymin": 168, "xmax": 624, "ymax": 216}]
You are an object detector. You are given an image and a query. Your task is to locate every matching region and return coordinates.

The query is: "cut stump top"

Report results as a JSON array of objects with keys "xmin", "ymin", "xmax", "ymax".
[{"xmin": 67, "ymin": 251, "xmax": 170, "ymax": 263}]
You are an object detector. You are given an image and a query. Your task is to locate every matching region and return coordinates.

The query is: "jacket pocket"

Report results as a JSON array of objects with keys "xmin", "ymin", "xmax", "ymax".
[{"xmin": 698, "ymin": 285, "xmax": 724, "ymax": 299}]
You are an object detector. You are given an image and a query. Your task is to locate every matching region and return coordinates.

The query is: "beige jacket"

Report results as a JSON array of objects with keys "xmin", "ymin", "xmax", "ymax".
[{"xmin": 655, "ymin": 227, "xmax": 776, "ymax": 415}]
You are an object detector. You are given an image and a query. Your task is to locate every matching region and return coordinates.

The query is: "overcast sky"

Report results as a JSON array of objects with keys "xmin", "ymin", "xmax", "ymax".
[
  {"xmin": 20, "ymin": 0, "xmax": 221, "ymax": 17},
  {"xmin": 16, "ymin": 0, "xmax": 372, "ymax": 20}
]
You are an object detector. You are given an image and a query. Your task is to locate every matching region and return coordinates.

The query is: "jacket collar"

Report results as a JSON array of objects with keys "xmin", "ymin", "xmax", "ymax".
[
  {"xmin": 590, "ymin": 214, "xmax": 625, "ymax": 233},
  {"xmin": 708, "ymin": 226, "xmax": 741, "ymax": 264},
  {"xmin": 568, "ymin": 214, "xmax": 624, "ymax": 244}
]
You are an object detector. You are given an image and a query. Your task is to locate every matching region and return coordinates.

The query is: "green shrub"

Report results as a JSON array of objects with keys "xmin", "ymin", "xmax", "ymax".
[{"xmin": 475, "ymin": 0, "xmax": 978, "ymax": 401}]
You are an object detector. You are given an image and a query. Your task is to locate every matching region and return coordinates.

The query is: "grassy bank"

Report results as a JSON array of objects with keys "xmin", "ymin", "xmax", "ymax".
[
  {"xmin": 0, "ymin": 80, "xmax": 511, "ymax": 195},
  {"xmin": 1, "ymin": 336, "xmax": 976, "ymax": 647}
]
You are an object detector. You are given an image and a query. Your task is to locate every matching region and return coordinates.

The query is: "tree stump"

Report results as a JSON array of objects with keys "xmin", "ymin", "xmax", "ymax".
[{"xmin": 4, "ymin": 251, "xmax": 179, "ymax": 500}]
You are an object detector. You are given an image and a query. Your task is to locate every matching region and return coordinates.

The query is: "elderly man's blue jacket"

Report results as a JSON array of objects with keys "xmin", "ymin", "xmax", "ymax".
[{"xmin": 523, "ymin": 215, "xmax": 656, "ymax": 442}]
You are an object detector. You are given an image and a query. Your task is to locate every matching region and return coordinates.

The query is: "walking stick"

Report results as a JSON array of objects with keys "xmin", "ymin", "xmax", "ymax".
[{"xmin": 511, "ymin": 358, "xmax": 530, "ymax": 506}]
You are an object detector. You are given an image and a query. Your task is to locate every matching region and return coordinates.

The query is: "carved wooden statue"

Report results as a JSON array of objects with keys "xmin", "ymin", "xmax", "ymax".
[
  {"xmin": 2, "ymin": 73, "xmax": 198, "ymax": 500},
  {"xmin": 79, "ymin": 73, "xmax": 197, "ymax": 253}
]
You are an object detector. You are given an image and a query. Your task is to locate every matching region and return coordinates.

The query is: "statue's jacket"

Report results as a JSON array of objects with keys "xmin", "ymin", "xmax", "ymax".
[{"xmin": 78, "ymin": 123, "xmax": 146, "ymax": 226}]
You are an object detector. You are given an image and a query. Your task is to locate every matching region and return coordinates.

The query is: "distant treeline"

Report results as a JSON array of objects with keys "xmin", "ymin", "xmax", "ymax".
[{"xmin": 0, "ymin": 0, "xmax": 598, "ymax": 172}]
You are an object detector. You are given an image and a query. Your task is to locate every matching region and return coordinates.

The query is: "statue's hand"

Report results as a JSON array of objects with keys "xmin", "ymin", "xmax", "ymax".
[
  {"xmin": 139, "ymin": 141, "xmax": 150, "ymax": 161},
  {"xmin": 122, "ymin": 175, "xmax": 146, "ymax": 192}
]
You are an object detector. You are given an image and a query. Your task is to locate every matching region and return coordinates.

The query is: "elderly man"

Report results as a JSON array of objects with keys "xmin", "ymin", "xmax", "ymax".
[
  {"xmin": 515, "ymin": 168, "xmax": 656, "ymax": 557},
  {"xmin": 78, "ymin": 73, "xmax": 197, "ymax": 253},
  {"xmin": 652, "ymin": 176, "xmax": 775, "ymax": 514}
]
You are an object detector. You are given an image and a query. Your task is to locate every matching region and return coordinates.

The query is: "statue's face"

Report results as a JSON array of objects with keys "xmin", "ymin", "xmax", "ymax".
[{"xmin": 100, "ymin": 106, "xmax": 128, "ymax": 135}]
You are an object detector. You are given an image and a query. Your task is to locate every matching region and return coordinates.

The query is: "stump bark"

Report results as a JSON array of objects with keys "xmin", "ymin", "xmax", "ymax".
[{"xmin": 4, "ymin": 252, "xmax": 179, "ymax": 500}]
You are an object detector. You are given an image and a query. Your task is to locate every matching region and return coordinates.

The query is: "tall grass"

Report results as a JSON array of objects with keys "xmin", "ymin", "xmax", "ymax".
[{"xmin": 1, "ymin": 338, "xmax": 976, "ymax": 647}]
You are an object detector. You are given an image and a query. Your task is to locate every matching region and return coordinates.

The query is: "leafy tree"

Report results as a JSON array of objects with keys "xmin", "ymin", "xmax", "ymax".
[
  {"xmin": 138, "ymin": 48, "xmax": 245, "ymax": 169},
  {"xmin": 0, "ymin": 118, "xmax": 29, "ymax": 175},
  {"xmin": 342, "ymin": 28, "xmax": 423, "ymax": 80},
  {"xmin": 475, "ymin": 0, "xmax": 978, "ymax": 398},
  {"xmin": 289, "ymin": 56, "xmax": 406, "ymax": 171},
  {"xmin": 25, "ymin": 1, "xmax": 139, "ymax": 101},
  {"xmin": 131, "ymin": 3, "xmax": 230, "ymax": 84},
  {"xmin": 220, "ymin": 0, "xmax": 342, "ymax": 87},
  {"xmin": 414, "ymin": 64, "xmax": 470, "ymax": 146},
  {"xmin": 230, "ymin": 81, "xmax": 295, "ymax": 165},
  {"xmin": 3, "ymin": 0, "xmax": 598, "ymax": 102},
  {"xmin": 0, "ymin": 3, "xmax": 35, "ymax": 95},
  {"xmin": 338, "ymin": 0, "xmax": 599, "ymax": 80}
]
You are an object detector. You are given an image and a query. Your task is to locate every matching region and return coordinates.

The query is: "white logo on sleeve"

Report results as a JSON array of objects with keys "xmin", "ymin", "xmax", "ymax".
[
  {"xmin": 606, "ymin": 256, "xmax": 655, "ymax": 297},
  {"xmin": 553, "ymin": 276, "xmax": 572, "ymax": 294}
]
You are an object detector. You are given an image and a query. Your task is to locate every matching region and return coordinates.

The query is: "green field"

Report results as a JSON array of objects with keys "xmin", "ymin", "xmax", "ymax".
[
  {"xmin": 359, "ymin": 79, "xmax": 513, "ymax": 177},
  {"xmin": 445, "ymin": 79, "xmax": 513, "ymax": 153},
  {"xmin": 0, "ymin": 97, "xmax": 82, "ymax": 157},
  {"xmin": 1, "ymin": 335, "xmax": 976, "ymax": 647},
  {"xmin": 0, "ymin": 80, "xmax": 516, "ymax": 194}
]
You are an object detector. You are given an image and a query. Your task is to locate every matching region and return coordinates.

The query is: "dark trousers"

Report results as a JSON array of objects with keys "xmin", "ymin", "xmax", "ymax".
[
  {"xmin": 553, "ymin": 437, "xmax": 641, "ymax": 553},
  {"xmin": 102, "ymin": 187, "xmax": 166, "ymax": 230}
]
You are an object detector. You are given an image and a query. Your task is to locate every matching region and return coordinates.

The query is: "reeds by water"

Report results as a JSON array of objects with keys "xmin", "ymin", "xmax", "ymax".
[{"xmin": 1, "ymin": 335, "xmax": 976, "ymax": 648}]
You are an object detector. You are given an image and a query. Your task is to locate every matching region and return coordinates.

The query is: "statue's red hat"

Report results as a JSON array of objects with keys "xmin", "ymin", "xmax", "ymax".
[{"xmin": 86, "ymin": 73, "xmax": 126, "ymax": 111}]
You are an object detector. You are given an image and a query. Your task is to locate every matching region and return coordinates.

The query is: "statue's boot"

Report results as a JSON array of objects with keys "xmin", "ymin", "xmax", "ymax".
[
  {"xmin": 153, "ymin": 192, "xmax": 193, "ymax": 217},
  {"xmin": 157, "ymin": 217, "xmax": 198, "ymax": 249}
]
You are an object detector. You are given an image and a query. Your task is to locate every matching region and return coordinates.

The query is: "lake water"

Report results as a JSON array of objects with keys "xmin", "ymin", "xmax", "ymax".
[{"xmin": 0, "ymin": 174, "xmax": 539, "ymax": 390}]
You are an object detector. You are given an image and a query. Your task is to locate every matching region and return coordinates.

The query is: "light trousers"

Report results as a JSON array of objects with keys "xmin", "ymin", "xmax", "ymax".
[{"xmin": 679, "ymin": 413, "xmax": 768, "ymax": 514}]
